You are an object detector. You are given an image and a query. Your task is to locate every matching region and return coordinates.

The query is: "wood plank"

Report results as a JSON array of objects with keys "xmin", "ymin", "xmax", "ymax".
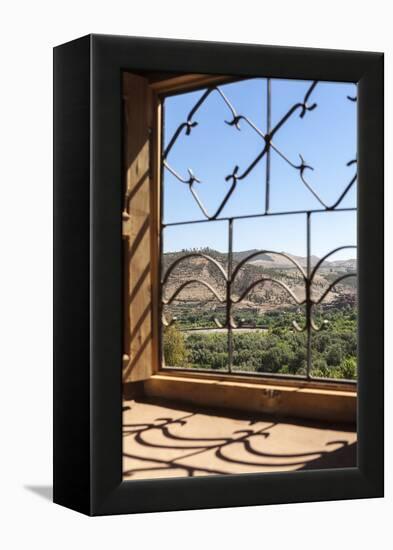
[
  {"xmin": 122, "ymin": 73, "xmax": 154, "ymax": 383},
  {"xmin": 148, "ymin": 89, "xmax": 162, "ymax": 374},
  {"xmin": 144, "ymin": 375, "xmax": 357, "ymax": 423},
  {"xmin": 150, "ymin": 73, "xmax": 238, "ymax": 94},
  {"xmin": 122, "ymin": 71, "xmax": 237, "ymax": 383}
]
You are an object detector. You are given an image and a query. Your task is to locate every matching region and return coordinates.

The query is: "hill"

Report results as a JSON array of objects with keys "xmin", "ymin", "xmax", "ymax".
[{"xmin": 162, "ymin": 247, "xmax": 357, "ymax": 326}]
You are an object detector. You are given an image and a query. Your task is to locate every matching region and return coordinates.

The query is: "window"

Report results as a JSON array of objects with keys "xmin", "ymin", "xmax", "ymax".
[{"xmin": 122, "ymin": 72, "xmax": 357, "ymax": 385}]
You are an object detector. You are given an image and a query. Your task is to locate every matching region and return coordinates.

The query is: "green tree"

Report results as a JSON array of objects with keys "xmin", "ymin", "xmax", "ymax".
[
  {"xmin": 326, "ymin": 343, "xmax": 343, "ymax": 366},
  {"xmin": 312, "ymin": 357, "xmax": 329, "ymax": 378},
  {"xmin": 339, "ymin": 357, "xmax": 357, "ymax": 379},
  {"xmin": 163, "ymin": 325, "xmax": 187, "ymax": 366}
]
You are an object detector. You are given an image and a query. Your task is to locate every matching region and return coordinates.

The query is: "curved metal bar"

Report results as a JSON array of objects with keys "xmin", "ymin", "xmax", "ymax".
[
  {"xmin": 222, "ymin": 81, "xmax": 317, "ymax": 139},
  {"xmin": 225, "ymin": 144, "xmax": 268, "ymax": 183},
  {"xmin": 299, "ymin": 162, "xmax": 329, "ymax": 209},
  {"xmin": 329, "ymin": 173, "xmax": 357, "ymax": 210},
  {"xmin": 314, "ymin": 273, "xmax": 357, "ymax": 305},
  {"xmin": 163, "ymin": 122, "xmax": 191, "ymax": 159},
  {"xmin": 302, "ymin": 81, "xmax": 318, "ymax": 113},
  {"xmin": 177, "ymin": 141, "xmax": 267, "ymax": 221},
  {"xmin": 163, "ymin": 80, "xmax": 319, "ymax": 220},
  {"xmin": 229, "ymin": 316, "xmax": 238, "ymax": 329},
  {"xmin": 310, "ymin": 245, "xmax": 357, "ymax": 281},
  {"xmin": 222, "ymin": 108, "xmax": 307, "ymax": 179},
  {"xmin": 163, "ymin": 88, "xmax": 216, "ymax": 159},
  {"xmin": 270, "ymin": 81, "xmax": 318, "ymax": 137},
  {"xmin": 229, "ymin": 113, "xmax": 307, "ymax": 184},
  {"xmin": 162, "ymin": 279, "xmax": 225, "ymax": 305},
  {"xmin": 161, "ymin": 312, "xmax": 177, "ymax": 327},
  {"xmin": 231, "ymin": 250, "xmax": 307, "ymax": 281},
  {"xmin": 186, "ymin": 88, "xmax": 214, "ymax": 122},
  {"xmin": 188, "ymin": 183, "xmax": 212, "ymax": 218},
  {"xmin": 292, "ymin": 313, "xmax": 330, "ymax": 333},
  {"xmin": 231, "ymin": 277, "xmax": 304, "ymax": 306},
  {"xmin": 213, "ymin": 316, "xmax": 225, "ymax": 328},
  {"xmin": 298, "ymin": 159, "xmax": 357, "ymax": 211},
  {"xmin": 292, "ymin": 319, "xmax": 306, "ymax": 333},
  {"xmin": 215, "ymin": 87, "xmax": 240, "ymax": 126},
  {"xmin": 269, "ymin": 141, "xmax": 301, "ymax": 169},
  {"xmin": 210, "ymin": 314, "xmax": 238, "ymax": 329},
  {"xmin": 292, "ymin": 316, "xmax": 328, "ymax": 333},
  {"xmin": 223, "ymin": 102, "xmax": 315, "ymax": 177},
  {"xmin": 268, "ymin": 147, "xmax": 357, "ymax": 213},
  {"xmin": 266, "ymin": 136, "xmax": 357, "ymax": 214},
  {"xmin": 229, "ymin": 113, "xmax": 266, "ymax": 137},
  {"xmin": 164, "ymin": 86, "xmax": 242, "ymax": 161},
  {"xmin": 189, "ymin": 178, "xmax": 239, "ymax": 220},
  {"xmin": 310, "ymin": 317, "xmax": 329, "ymax": 332},
  {"xmin": 158, "ymin": 79, "xmax": 358, "ymax": 382},
  {"xmin": 163, "ymin": 160, "xmax": 202, "ymax": 185},
  {"xmin": 162, "ymin": 253, "xmax": 228, "ymax": 285}
]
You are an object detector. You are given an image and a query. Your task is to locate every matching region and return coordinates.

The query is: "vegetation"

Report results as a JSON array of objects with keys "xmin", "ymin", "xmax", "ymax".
[
  {"xmin": 162, "ymin": 325, "xmax": 187, "ymax": 366},
  {"xmin": 163, "ymin": 308, "xmax": 357, "ymax": 380},
  {"xmin": 162, "ymin": 247, "xmax": 357, "ymax": 380}
]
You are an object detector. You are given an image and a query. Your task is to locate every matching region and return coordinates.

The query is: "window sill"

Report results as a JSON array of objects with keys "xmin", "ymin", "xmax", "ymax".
[{"xmin": 143, "ymin": 371, "xmax": 357, "ymax": 424}]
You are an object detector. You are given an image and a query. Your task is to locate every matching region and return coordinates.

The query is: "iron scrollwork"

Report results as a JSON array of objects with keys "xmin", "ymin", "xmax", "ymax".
[{"xmin": 161, "ymin": 78, "xmax": 357, "ymax": 381}]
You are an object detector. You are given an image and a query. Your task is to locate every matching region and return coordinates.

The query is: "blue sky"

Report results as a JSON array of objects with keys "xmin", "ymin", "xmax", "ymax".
[{"xmin": 162, "ymin": 78, "xmax": 357, "ymax": 260}]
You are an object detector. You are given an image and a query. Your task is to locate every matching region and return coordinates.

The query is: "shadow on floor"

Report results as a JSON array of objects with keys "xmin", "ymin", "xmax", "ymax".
[
  {"xmin": 24, "ymin": 485, "xmax": 53, "ymax": 501},
  {"xmin": 129, "ymin": 395, "xmax": 357, "ymax": 432},
  {"xmin": 299, "ymin": 442, "xmax": 357, "ymax": 470},
  {"xmin": 123, "ymin": 397, "xmax": 357, "ymax": 479}
]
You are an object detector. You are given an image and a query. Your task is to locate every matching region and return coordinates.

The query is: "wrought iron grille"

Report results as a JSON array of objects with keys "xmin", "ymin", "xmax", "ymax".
[{"xmin": 160, "ymin": 78, "xmax": 357, "ymax": 382}]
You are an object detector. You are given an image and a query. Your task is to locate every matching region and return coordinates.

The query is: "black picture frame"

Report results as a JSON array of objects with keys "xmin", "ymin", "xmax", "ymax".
[{"xmin": 53, "ymin": 34, "xmax": 384, "ymax": 516}]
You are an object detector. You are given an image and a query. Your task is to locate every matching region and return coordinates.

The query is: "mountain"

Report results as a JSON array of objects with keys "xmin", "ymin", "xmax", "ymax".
[
  {"xmin": 162, "ymin": 248, "xmax": 357, "ymax": 316},
  {"xmin": 164, "ymin": 247, "xmax": 356, "ymax": 270}
]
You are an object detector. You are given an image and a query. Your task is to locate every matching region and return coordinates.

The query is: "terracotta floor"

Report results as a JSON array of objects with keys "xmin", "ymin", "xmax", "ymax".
[{"xmin": 123, "ymin": 398, "xmax": 357, "ymax": 480}]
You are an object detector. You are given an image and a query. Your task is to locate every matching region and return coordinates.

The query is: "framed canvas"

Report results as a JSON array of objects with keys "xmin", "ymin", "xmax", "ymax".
[{"xmin": 53, "ymin": 34, "xmax": 383, "ymax": 516}]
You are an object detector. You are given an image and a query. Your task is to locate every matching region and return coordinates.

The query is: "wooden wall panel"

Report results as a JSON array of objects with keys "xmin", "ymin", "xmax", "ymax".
[{"xmin": 122, "ymin": 73, "xmax": 156, "ymax": 383}]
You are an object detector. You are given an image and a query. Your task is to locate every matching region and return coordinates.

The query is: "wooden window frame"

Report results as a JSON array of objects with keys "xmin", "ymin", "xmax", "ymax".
[
  {"xmin": 122, "ymin": 71, "xmax": 358, "ymax": 392},
  {"xmin": 122, "ymin": 72, "xmax": 237, "ymax": 384}
]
